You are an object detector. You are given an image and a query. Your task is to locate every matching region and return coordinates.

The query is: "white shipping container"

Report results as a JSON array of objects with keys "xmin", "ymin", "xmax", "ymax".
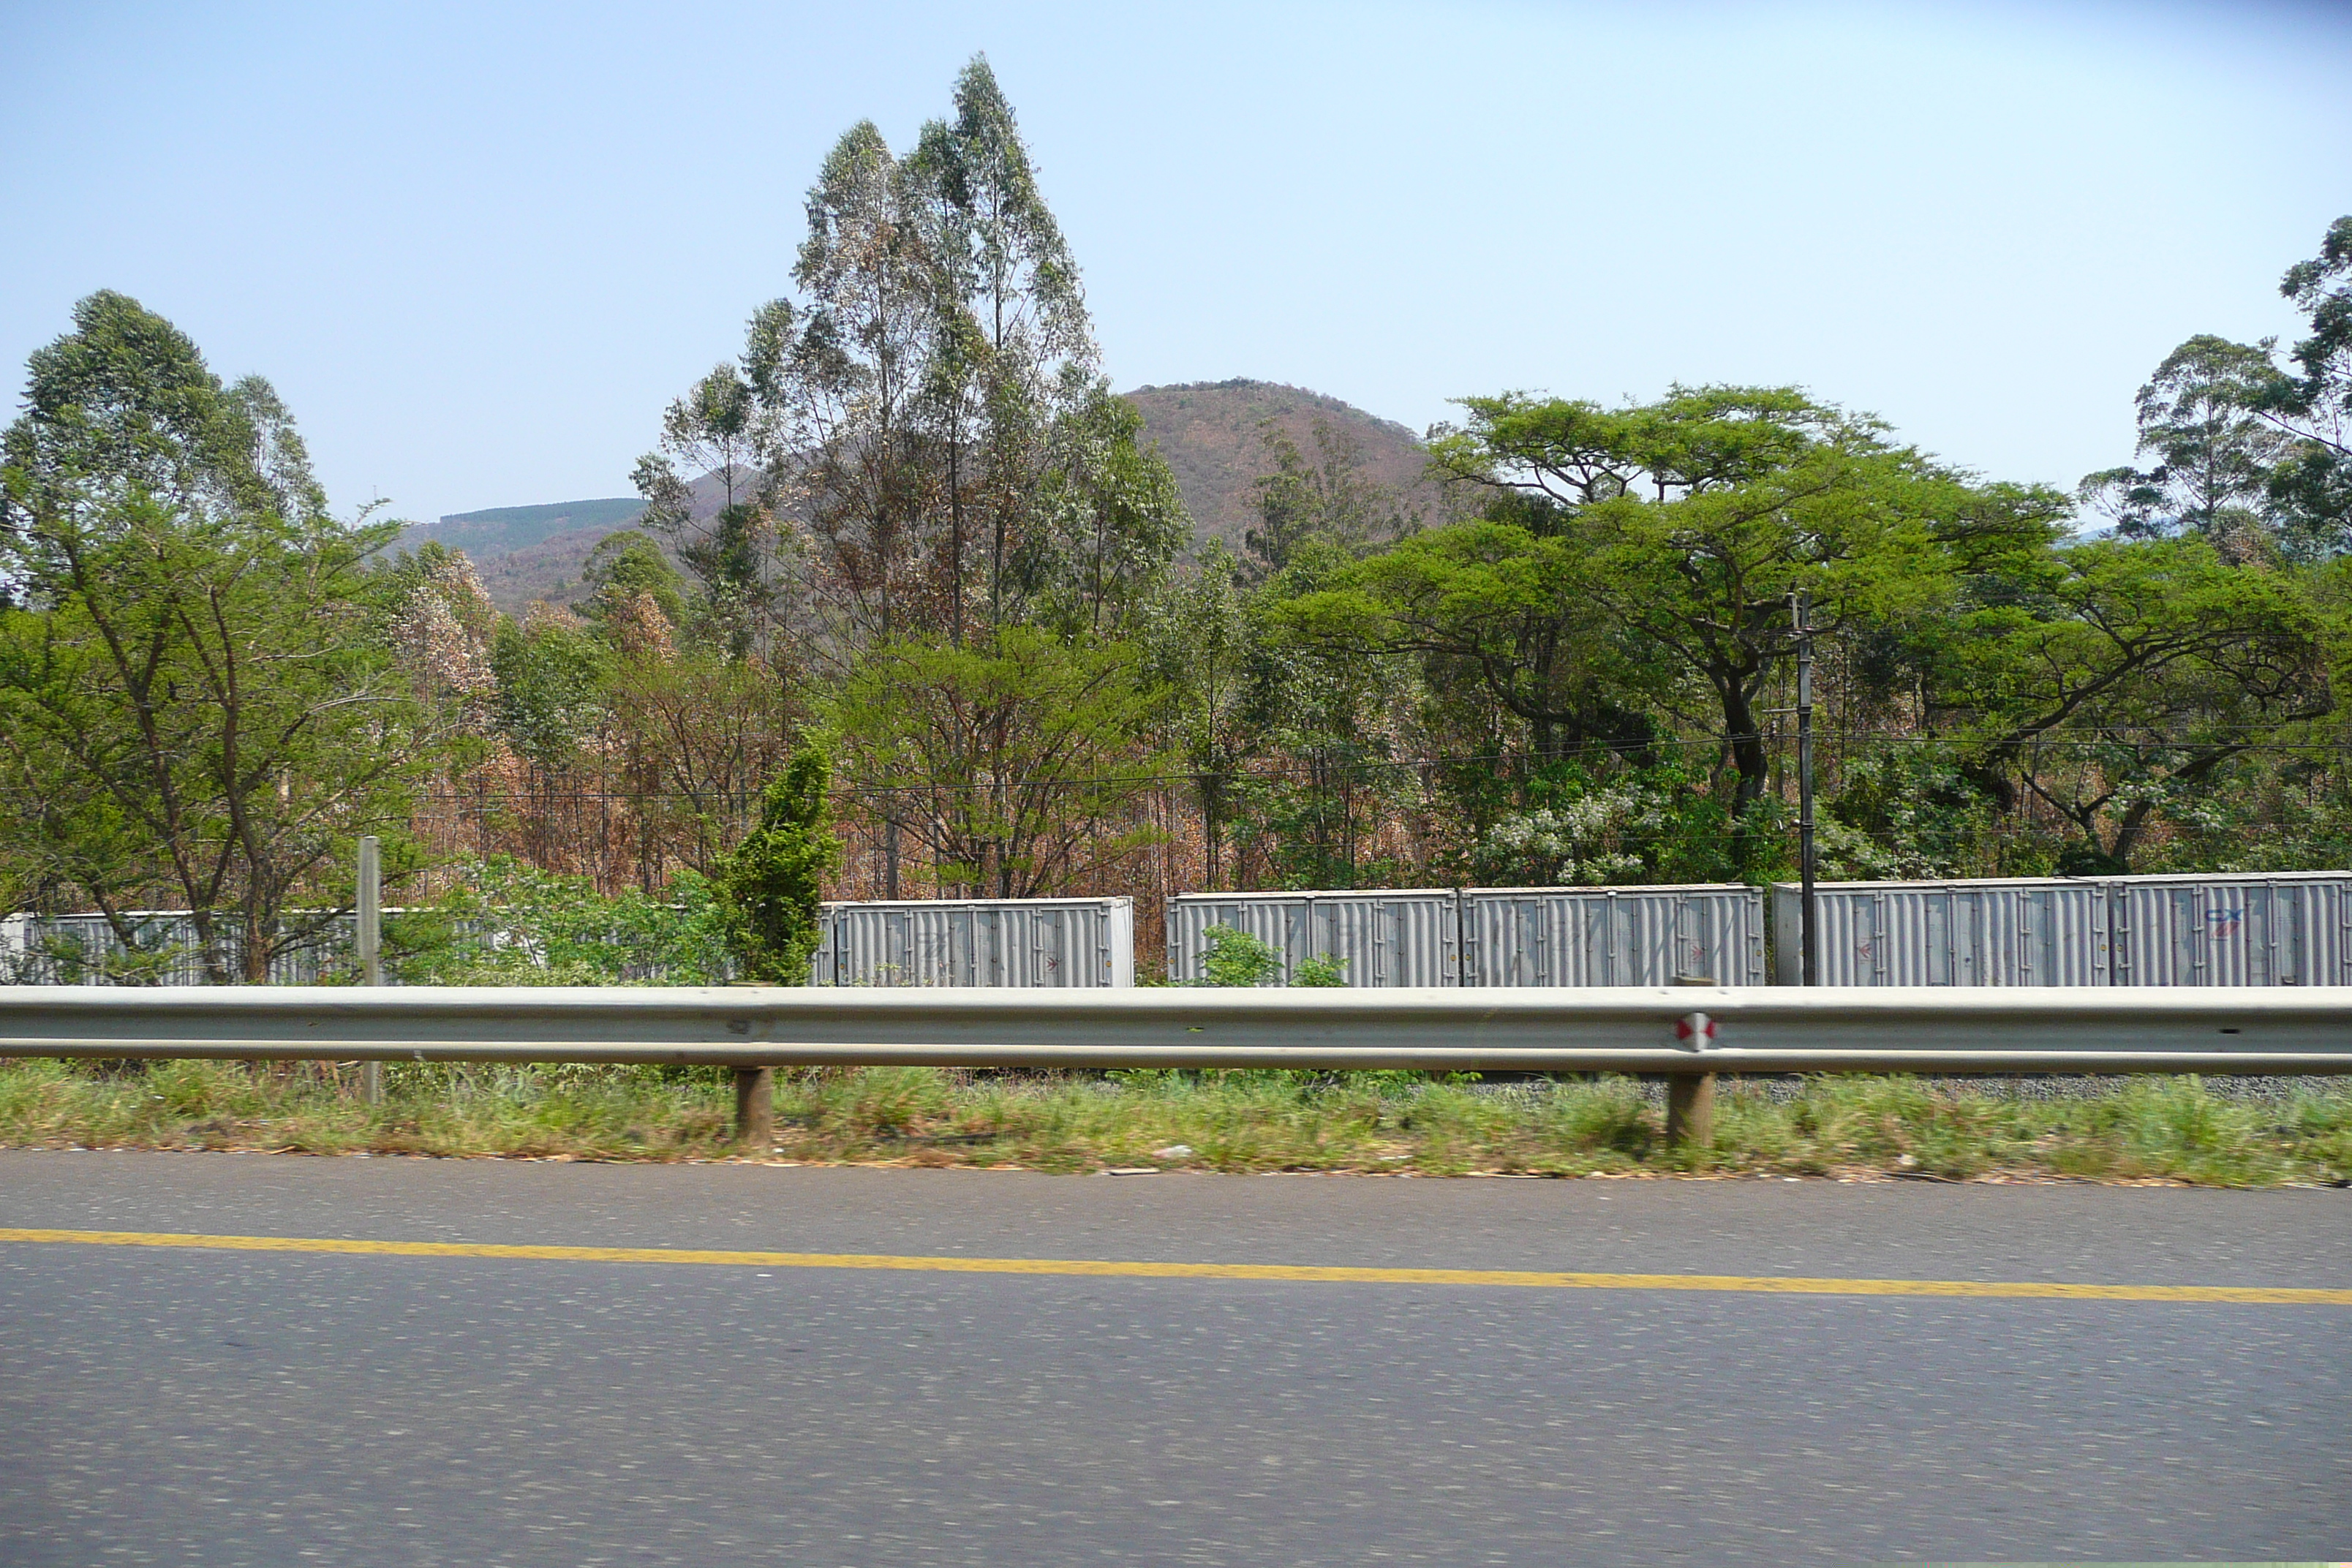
[
  {"xmin": 812, "ymin": 897, "xmax": 1134, "ymax": 988},
  {"xmin": 1164, "ymin": 890, "xmax": 1462, "ymax": 987},
  {"xmin": 1464, "ymin": 885, "xmax": 1765, "ymax": 987},
  {"xmin": 1774, "ymin": 879, "xmax": 2113, "ymax": 987},
  {"xmin": 2108, "ymin": 872, "xmax": 2352, "ymax": 987}
]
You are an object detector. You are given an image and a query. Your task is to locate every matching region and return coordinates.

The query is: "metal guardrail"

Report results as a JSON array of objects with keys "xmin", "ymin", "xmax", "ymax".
[{"xmin": 2, "ymin": 985, "xmax": 2348, "ymax": 1075}]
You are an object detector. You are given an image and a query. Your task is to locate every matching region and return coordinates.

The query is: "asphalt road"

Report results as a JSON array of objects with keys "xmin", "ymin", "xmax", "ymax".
[{"xmin": 1, "ymin": 1151, "xmax": 2347, "ymax": 1567}]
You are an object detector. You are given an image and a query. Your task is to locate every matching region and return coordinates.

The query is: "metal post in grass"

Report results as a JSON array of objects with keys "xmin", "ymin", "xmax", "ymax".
[
  {"xmin": 1790, "ymin": 589, "xmax": 1819, "ymax": 988},
  {"xmin": 358, "ymin": 836, "xmax": 383, "ymax": 1107}
]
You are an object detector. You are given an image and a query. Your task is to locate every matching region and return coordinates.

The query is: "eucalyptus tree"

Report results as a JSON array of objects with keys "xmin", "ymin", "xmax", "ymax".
[
  {"xmin": 2076, "ymin": 334, "xmax": 2293, "ymax": 560},
  {"xmin": 1018, "ymin": 388, "xmax": 1188, "ymax": 638},
  {"xmin": 1245, "ymin": 418, "xmax": 1417, "ymax": 578},
  {"xmin": 908, "ymin": 54, "xmax": 1098, "ymax": 639},
  {"xmin": 1143, "ymin": 540, "xmax": 1257, "ymax": 888},
  {"xmin": 630, "ymin": 362, "xmax": 781, "ymax": 657},
  {"xmin": 2256, "ymin": 215, "xmax": 2351, "ymax": 552},
  {"xmin": 2080, "ymin": 217, "xmax": 2352, "ymax": 560},
  {"xmin": 767, "ymin": 120, "xmax": 943, "ymax": 648}
]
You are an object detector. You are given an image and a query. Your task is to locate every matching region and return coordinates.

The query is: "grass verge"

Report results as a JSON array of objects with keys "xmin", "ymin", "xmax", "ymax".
[{"xmin": 2, "ymin": 1062, "xmax": 2348, "ymax": 1186}]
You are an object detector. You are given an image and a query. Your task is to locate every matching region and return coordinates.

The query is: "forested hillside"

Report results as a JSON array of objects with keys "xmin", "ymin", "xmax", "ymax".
[
  {"xmin": 4, "ymin": 54, "xmax": 2348, "ymax": 981},
  {"xmin": 1123, "ymin": 380, "xmax": 1449, "ymax": 548},
  {"xmin": 428, "ymin": 380, "xmax": 1436, "ymax": 612},
  {"xmin": 402, "ymin": 497, "xmax": 647, "ymax": 560}
]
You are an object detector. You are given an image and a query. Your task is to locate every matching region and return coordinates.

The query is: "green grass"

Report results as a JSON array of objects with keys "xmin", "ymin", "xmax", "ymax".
[{"xmin": 3, "ymin": 1062, "xmax": 2348, "ymax": 1186}]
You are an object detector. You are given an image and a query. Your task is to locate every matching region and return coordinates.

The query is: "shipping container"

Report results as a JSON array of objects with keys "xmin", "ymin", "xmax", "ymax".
[
  {"xmin": 1166, "ymin": 884, "xmax": 1761, "ymax": 987},
  {"xmin": 1774, "ymin": 870, "xmax": 2352, "ymax": 987},
  {"xmin": 811, "ymin": 897, "xmax": 1134, "ymax": 987},
  {"xmin": 1164, "ymin": 890, "xmax": 1461, "ymax": 987},
  {"xmin": 1773, "ymin": 878, "xmax": 2113, "ymax": 987},
  {"xmin": 2107, "ymin": 872, "xmax": 2352, "ymax": 987},
  {"xmin": 0, "ymin": 907, "xmax": 693, "ymax": 986},
  {"xmin": 1463, "ymin": 884, "xmax": 1765, "ymax": 987},
  {"xmin": 0, "ymin": 911, "xmax": 357, "ymax": 986}
]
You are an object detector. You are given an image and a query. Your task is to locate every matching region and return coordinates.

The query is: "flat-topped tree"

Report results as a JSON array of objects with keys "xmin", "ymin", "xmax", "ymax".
[{"xmin": 1386, "ymin": 385, "xmax": 2066, "ymax": 822}]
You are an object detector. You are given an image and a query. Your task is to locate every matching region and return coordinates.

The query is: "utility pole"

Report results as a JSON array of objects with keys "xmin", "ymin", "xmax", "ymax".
[
  {"xmin": 1790, "ymin": 592, "xmax": 1818, "ymax": 987},
  {"xmin": 357, "ymin": 835, "xmax": 383, "ymax": 1105}
]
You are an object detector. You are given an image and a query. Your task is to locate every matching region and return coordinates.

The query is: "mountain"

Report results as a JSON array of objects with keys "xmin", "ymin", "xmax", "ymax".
[
  {"xmin": 415, "ymin": 382, "xmax": 1443, "ymax": 613},
  {"xmin": 1123, "ymin": 379, "xmax": 1449, "ymax": 549},
  {"xmin": 401, "ymin": 497, "xmax": 647, "ymax": 560}
]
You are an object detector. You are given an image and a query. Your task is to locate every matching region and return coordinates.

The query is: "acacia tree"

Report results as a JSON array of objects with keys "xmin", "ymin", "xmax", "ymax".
[
  {"xmin": 0, "ymin": 292, "xmax": 438, "ymax": 980},
  {"xmin": 1281, "ymin": 505, "xmax": 1662, "ymax": 763},
  {"xmin": 1921, "ymin": 537, "xmax": 2332, "ymax": 870},
  {"xmin": 1420, "ymin": 385, "xmax": 2064, "ymax": 815},
  {"xmin": 831, "ymin": 627, "xmax": 1164, "ymax": 897}
]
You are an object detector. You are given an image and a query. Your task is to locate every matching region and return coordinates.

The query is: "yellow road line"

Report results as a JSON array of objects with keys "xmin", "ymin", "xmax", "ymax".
[{"xmin": 4, "ymin": 1226, "xmax": 2348, "ymax": 1304}]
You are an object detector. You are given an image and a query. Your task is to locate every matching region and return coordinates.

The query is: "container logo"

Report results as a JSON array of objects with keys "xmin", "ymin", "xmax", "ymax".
[{"xmin": 2205, "ymin": 908, "xmax": 2244, "ymax": 940}]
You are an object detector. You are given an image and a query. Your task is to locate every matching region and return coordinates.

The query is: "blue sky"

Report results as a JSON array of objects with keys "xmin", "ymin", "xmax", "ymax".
[{"xmin": 3, "ymin": 0, "xmax": 2348, "ymax": 525}]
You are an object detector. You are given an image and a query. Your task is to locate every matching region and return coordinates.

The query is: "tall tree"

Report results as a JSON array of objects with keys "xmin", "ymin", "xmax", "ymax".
[
  {"xmin": 0, "ymin": 292, "xmax": 438, "ymax": 980},
  {"xmin": 1245, "ymin": 417, "xmax": 1417, "ymax": 578},
  {"xmin": 774, "ymin": 121, "xmax": 941, "ymax": 647},
  {"xmin": 2077, "ymin": 334, "xmax": 2292, "ymax": 560},
  {"xmin": 1017, "ymin": 388, "xmax": 1188, "ymax": 638},
  {"xmin": 631, "ymin": 363, "xmax": 780, "ymax": 657},
  {"xmin": 1143, "ymin": 541, "xmax": 1258, "ymax": 889},
  {"xmin": 908, "ymin": 54, "xmax": 1096, "ymax": 639},
  {"xmin": 2255, "ymin": 215, "xmax": 2352, "ymax": 554}
]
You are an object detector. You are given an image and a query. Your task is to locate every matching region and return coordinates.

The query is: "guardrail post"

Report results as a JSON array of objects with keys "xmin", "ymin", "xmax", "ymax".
[
  {"xmin": 734, "ymin": 1067, "xmax": 774, "ymax": 1148},
  {"xmin": 1665, "ymin": 1073, "xmax": 1714, "ymax": 1148},
  {"xmin": 1667, "ymin": 994, "xmax": 1716, "ymax": 1149}
]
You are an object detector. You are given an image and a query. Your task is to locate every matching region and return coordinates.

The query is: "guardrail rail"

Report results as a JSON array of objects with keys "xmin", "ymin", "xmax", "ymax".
[{"xmin": 7, "ymin": 984, "xmax": 2345, "ymax": 1147}]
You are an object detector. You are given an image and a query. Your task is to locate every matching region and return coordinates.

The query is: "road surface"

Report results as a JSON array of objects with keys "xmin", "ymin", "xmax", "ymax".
[{"xmin": 2, "ymin": 1150, "xmax": 2347, "ymax": 1565}]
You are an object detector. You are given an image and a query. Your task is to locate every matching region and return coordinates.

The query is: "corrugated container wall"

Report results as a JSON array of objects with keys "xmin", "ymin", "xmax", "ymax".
[
  {"xmin": 1462, "ymin": 886, "xmax": 1765, "ymax": 987},
  {"xmin": 1166, "ymin": 885, "xmax": 1760, "ymax": 987},
  {"xmin": 812, "ymin": 897, "xmax": 1134, "ymax": 987},
  {"xmin": 1165, "ymin": 891, "xmax": 1460, "ymax": 987},
  {"xmin": 2108, "ymin": 872, "xmax": 2352, "ymax": 987},
  {"xmin": 0, "ymin": 911, "xmax": 357, "ymax": 986},
  {"xmin": 1774, "ymin": 879, "xmax": 2113, "ymax": 987},
  {"xmin": 1774, "ymin": 870, "xmax": 2352, "ymax": 986}
]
